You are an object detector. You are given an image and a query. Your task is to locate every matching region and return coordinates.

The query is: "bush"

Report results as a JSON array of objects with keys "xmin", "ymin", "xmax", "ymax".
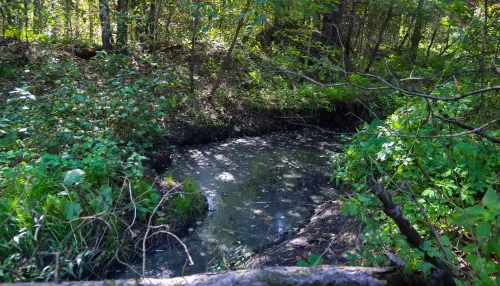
[{"xmin": 332, "ymin": 86, "xmax": 500, "ymax": 284}]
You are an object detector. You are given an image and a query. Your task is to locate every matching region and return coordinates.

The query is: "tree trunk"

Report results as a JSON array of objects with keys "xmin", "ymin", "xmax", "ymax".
[
  {"xmin": 164, "ymin": 2, "xmax": 174, "ymax": 44},
  {"xmin": 425, "ymin": 22, "xmax": 438, "ymax": 60},
  {"xmin": 343, "ymin": 1, "xmax": 356, "ymax": 70},
  {"xmin": 208, "ymin": 0, "xmax": 252, "ymax": 100},
  {"xmin": 148, "ymin": 1, "xmax": 156, "ymax": 51},
  {"xmin": 354, "ymin": 2, "xmax": 368, "ymax": 59},
  {"xmin": 321, "ymin": 0, "xmax": 345, "ymax": 48},
  {"xmin": 409, "ymin": 0, "xmax": 425, "ymax": 62},
  {"xmin": 397, "ymin": 16, "xmax": 414, "ymax": 54},
  {"xmin": 480, "ymin": 0, "xmax": 487, "ymax": 86},
  {"xmin": 5, "ymin": 266, "xmax": 402, "ymax": 286},
  {"xmin": 189, "ymin": 4, "xmax": 200, "ymax": 93},
  {"xmin": 33, "ymin": 0, "xmax": 41, "ymax": 33},
  {"xmin": 74, "ymin": 0, "xmax": 79, "ymax": 38},
  {"xmin": 98, "ymin": 0, "xmax": 113, "ymax": 51},
  {"xmin": 88, "ymin": 1, "xmax": 93, "ymax": 42},
  {"xmin": 117, "ymin": 0, "xmax": 128, "ymax": 47},
  {"xmin": 365, "ymin": 4, "xmax": 394, "ymax": 73}
]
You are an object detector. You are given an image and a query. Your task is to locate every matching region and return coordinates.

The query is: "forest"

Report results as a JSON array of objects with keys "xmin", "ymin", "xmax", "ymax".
[{"xmin": 0, "ymin": 0, "xmax": 499, "ymax": 284}]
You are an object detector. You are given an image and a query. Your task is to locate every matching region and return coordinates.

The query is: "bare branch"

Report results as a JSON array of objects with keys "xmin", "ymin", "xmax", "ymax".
[
  {"xmin": 493, "ymin": 58, "xmax": 500, "ymax": 75},
  {"xmin": 272, "ymin": 68, "xmax": 500, "ymax": 102},
  {"xmin": 437, "ymin": 116, "xmax": 500, "ymax": 144}
]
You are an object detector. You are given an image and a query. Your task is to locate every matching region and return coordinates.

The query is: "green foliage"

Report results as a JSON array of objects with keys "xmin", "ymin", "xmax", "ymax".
[
  {"xmin": 165, "ymin": 179, "xmax": 207, "ymax": 226},
  {"xmin": 296, "ymin": 253, "xmax": 325, "ymax": 267},
  {"xmin": 332, "ymin": 85, "xmax": 500, "ymax": 283},
  {"xmin": 0, "ymin": 52, "xmax": 176, "ymax": 281}
]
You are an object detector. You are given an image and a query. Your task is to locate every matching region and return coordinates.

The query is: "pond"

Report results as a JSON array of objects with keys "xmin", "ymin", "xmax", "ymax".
[{"xmin": 119, "ymin": 129, "xmax": 342, "ymax": 278}]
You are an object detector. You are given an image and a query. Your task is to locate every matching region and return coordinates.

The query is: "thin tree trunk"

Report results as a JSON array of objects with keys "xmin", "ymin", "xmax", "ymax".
[
  {"xmin": 480, "ymin": 0, "xmax": 487, "ymax": 86},
  {"xmin": 148, "ymin": 1, "xmax": 156, "ymax": 51},
  {"xmin": 22, "ymin": 0, "xmax": 28, "ymax": 46},
  {"xmin": 151, "ymin": 0, "xmax": 162, "ymax": 56},
  {"xmin": 33, "ymin": 0, "xmax": 41, "ymax": 33},
  {"xmin": 164, "ymin": 2, "xmax": 174, "ymax": 44},
  {"xmin": 74, "ymin": 0, "xmax": 79, "ymax": 38},
  {"xmin": 98, "ymin": 0, "xmax": 113, "ymax": 51},
  {"xmin": 343, "ymin": 1, "xmax": 356, "ymax": 70},
  {"xmin": 65, "ymin": 0, "xmax": 75, "ymax": 65},
  {"xmin": 208, "ymin": 0, "xmax": 251, "ymax": 100},
  {"xmin": 354, "ymin": 2, "xmax": 368, "ymax": 58},
  {"xmin": 426, "ymin": 22, "xmax": 439, "ymax": 60},
  {"xmin": 189, "ymin": 4, "xmax": 200, "ymax": 93},
  {"xmin": 117, "ymin": 0, "xmax": 128, "ymax": 47},
  {"xmin": 89, "ymin": 1, "xmax": 93, "ymax": 42},
  {"xmin": 365, "ymin": 4, "xmax": 393, "ymax": 73},
  {"xmin": 321, "ymin": 0, "xmax": 345, "ymax": 47},
  {"xmin": 397, "ymin": 16, "xmax": 414, "ymax": 54},
  {"xmin": 409, "ymin": 0, "xmax": 425, "ymax": 62},
  {"xmin": 368, "ymin": 179, "xmax": 456, "ymax": 286},
  {"xmin": 1, "ymin": 7, "xmax": 5, "ymax": 40}
]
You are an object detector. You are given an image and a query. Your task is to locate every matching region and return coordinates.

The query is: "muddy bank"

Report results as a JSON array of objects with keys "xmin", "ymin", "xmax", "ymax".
[
  {"xmin": 148, "ymin": 102, "xmax": 370, "ymax": 173},
  {"xmin": 248, "ymin": 200, "xmax": 361, "ymax": 268},
  {"xmin": 169, "ymin": 103, "xmax": 368, "ymax": 146}
]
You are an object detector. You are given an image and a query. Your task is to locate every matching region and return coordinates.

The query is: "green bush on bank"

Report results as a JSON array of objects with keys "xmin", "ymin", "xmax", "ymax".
[
  {"xmin": 0, "ymin": 53, "xmax": 176, "ymax": 281},
  {"xmin": 332, "ymin": 84, "xmax": 500, "ymax": 284}
]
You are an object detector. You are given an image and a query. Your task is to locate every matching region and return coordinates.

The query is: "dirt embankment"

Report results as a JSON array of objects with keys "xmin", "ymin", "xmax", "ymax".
[
  {"xmin": 248, "ymin": 200, "xmax": 361, "ymax": 269},
  {"xmin": 148, "ymin": 102, "xmax": 370, "ymax": 173}
]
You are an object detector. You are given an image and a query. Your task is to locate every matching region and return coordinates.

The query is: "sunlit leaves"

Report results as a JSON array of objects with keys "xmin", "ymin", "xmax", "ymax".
[{"xmin": 63, "ymin": 169, "xmax": 85, "ymax": 185}]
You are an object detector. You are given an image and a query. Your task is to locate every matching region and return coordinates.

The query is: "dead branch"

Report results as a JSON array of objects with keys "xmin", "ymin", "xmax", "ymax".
[
  {"xmin": 435, "ymin": 116, "xmax": 500, "ymax": 144},
  {"xmin": 367, "ymin": 178, "xmax": 456, "ymax": 286},
  {"xmin": 142, "ymin": 182, "xmax": 185, "ymax": 276},
  {"xmin": 3, "ymin": 265, "xmax": 400, "ymax": 286}
]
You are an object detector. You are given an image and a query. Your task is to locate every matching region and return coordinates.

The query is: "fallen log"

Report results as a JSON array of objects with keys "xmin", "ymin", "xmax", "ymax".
[{"xmin": 7, "ymin": 266, "xmax": 400, "ymax": 286}]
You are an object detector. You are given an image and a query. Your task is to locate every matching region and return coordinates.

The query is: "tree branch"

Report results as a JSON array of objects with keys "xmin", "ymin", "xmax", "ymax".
[
  {"xmin": 436, "ymin": 117, "xmax": 500, "ymax": 144},
  {"xmin": 272, "ymin": 68, "xmax": 500, "ymax": 102}
]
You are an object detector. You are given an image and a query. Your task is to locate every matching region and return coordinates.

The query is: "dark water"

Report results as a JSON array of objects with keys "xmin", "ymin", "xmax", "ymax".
[{"xmin": 119, "ymin": 129, "xmax": 342, "ymax": 278}]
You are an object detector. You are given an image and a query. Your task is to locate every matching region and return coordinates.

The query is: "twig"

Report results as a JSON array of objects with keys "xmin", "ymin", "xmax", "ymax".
[
  {"xmin": 114, "ymin": 247, "xmax": 142, "ymax": 277},
  {"xmin": 142, "ymin": 182, "xmax": 185, "ymax": 276},
  {"xmin": 272, "ymin": 67, "xmax": 500, "ymax": 102},
  {"xmin": 493, "ymin": 58, "xmax": 500, "ymax": 74},
  {"xmin": 123, "ymin": 177, "xmax": 137, "ymax": 234},
  {"xmin": 437, "ymin": 116, "xmax": 500, "ymax": 144}
]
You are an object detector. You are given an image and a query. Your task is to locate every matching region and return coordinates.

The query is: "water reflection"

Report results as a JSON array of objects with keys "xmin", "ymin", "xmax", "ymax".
[{"xmin": 122, "ymin": 129, "xmax": 342, "ymax": 278}]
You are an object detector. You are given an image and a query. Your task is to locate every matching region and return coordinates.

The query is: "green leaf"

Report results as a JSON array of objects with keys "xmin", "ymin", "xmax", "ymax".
[
  {"xmin": 482, "ymin": 188, "xmax": 498, "ymax": 210},
  {"xmin": 421, "ymin": 262, "xmax": 434, "ymax": 277},
  {"xmin": 476, "ymin": 222, "xmax": 491, "ymax": 238},
  {"xmin": 465, "ymin": 205, "xmax": 486, "ymax": 216},
  {"xmin": 297, "ymin": 261, "xmax": 309, "ymax": 267},
  {"xmin": 75, "ymin": 94, "xmax": 85, "ymax": 102},
  {"xmin": 420, "ymin": 240, "xmax": 432, "ymax": 252},
  {"xmin": 62, "ymin": 201, "xmax": 81, "ymax": 220},
  {"xmin": 440, "ymin": 236, "xmax": 450, "ymax": 245},
  {"xmin": 308, "ymin": 253, "xmax": 324, "ymax": 266},
  {"xmin": 357, "ymin": 195, "xmax": 372, "ymax": 202},
  {"xmin": 64, "ymin": 169, "xmax": 85, "ymax": 185},
  {"xmin": 463, "ymin": 243, "xmax": 476, "ymax": 253}
]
